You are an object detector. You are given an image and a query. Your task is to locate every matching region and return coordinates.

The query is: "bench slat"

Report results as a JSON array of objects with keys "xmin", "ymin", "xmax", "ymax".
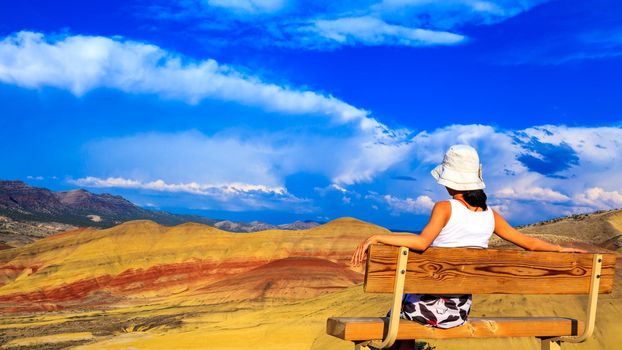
[
  {"xmin": 327, "ymin": 316, "xmax": 583, "ymax": 340},
  {"xmin": 365, "ymin": 245, "xmax": 616, "ymax": 294}
]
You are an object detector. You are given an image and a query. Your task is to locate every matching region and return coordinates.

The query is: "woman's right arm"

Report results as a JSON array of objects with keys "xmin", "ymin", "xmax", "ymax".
[
  {"xmin": 350, "ymin": 201, "xmax": 451, "ymax": 266},
  {"xmin": 493, "ymin": 210, "xmax": 586, "ymax": 252}
]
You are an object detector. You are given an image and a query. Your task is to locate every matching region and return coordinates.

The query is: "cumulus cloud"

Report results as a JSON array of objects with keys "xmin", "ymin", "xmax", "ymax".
[
  {"xmin": 83, "ymin": 127, "xmax": 412, "ymax": 191},
  {"xmin": 84, "ymin": 131, "xmax": 285, "ymax": 187},
  {"xmin": 369, "ymin": 193, "xmax": 435, "ymax": 214},
  {"xmin": 0, "ymin": 31, "xmax": 370, "ymax": 126},
  {"xmin": 332, "ymin": 129, "xmax": 413, "ymax": 185},
  {"xmin": 495, "ymin": 186, "xmax": 570, "ymax": 202},
  {"xmin": 574, "ymin": 187, "xmax": 622, "ymax": 210},
  {"xmin": 0, "ymin": 31, "xmax": 413, "ymax": 186},
  {"xmin": 4, "ymin": 32, "xmax": 619, "ymax": 222},
  {"xmin": 71, "ymin": 176, "xmax": 286, "ymax": 195},
  {"xmin": 401, "ymin": 123, "xmax": 622, "ymax": 222},
  {"xmin": 70, "ymin": 176, "xmax": 307, "ymax": 211},
  {"xmin": 77, "ymin": 123, "xmax": 622, "ymax": 221},
  {"xmin": 301, "ymin": 16, "xmax": 465, "ymax": 48}
]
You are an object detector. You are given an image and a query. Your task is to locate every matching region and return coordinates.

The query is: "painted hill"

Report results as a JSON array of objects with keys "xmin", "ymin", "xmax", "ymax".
[
  {"xmin": 0, "ymin": 212, "xmax": 619, "ymax": 350},
  {"xmin": 490, "ymin": 209, "xmax": 622, "ymax": 252},
  {"xmin": 0, "ymin": 217, "xmax": 388, "ymax": 313},
  {"xmin": 197, "ymin": 257, "xmax": 363, "ymax": 303}
]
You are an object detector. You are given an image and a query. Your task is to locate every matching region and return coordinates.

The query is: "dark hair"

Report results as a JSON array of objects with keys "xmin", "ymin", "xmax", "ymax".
[{"xmin": 463, "ymin": 189, "xmax": 487, "ymax": 211}]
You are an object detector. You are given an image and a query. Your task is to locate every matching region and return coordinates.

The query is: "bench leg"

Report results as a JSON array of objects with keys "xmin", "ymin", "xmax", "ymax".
[
  {"xmin": 354, "ymin": 342, "xmax": 369, "ymax": 350},
  {"xmin": 541, "ymin": 339, "xmax": 562, "ymax": 350}
]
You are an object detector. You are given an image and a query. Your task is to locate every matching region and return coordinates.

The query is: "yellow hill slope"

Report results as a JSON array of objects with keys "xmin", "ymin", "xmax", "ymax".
[
  {"xmin": 490, "ymin": 209, "xmax": 622, "ymax": 252},
  {"xmin": 0, "ymin": 213, "xmax": 620, "ymax": 350},
  {"xmin": 0, "ymin": 217, "xmax": 388, "ymax": 311}
]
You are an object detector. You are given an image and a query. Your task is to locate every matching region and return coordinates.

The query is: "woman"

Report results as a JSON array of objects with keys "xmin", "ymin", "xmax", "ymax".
[{"xmin": 351, "ymin": 144, "xmax": 584, "ymax": 350}]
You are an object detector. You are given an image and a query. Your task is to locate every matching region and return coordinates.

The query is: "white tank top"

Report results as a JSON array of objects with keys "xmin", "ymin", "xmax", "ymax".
[{"xmin": 431, "ymin": 199, "xmax": 495, "ymax": 248}]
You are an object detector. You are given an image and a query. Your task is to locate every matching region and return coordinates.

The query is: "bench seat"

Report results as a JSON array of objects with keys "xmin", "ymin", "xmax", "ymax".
[
  {"xmin": 327, "ymin": 317, "xmax": 583, "ymax": 340},
  {"xmin": 326, "ymin": 246, "xmax": 615, "ymax": 349}
]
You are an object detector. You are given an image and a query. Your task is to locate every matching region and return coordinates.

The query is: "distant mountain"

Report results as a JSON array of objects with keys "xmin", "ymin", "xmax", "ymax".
[
  {"xmin": 0, "ymin": 180, "xmax": 319, "ymax": 247},
  {"xmin": 213, "ymin": 219, "xmax": 320, "ymax": 232},
  {"xmin": 0, "ymin": 180, "xmax": 218, "ymax": 228}
]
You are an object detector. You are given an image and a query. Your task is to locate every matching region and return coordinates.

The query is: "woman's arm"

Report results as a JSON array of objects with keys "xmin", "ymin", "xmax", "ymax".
[
  {"xmin": 350, "ymin": 201, "xmax": 451, "ymax": 266},
  {"xmin": 493, "ymin": 210, "xmax": 586, "ymax": 253}
]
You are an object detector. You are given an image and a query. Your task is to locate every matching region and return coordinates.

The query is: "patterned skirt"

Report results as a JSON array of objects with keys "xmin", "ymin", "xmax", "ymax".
[{"xmin": 399, "ymin": 293, "xmax": 472, "ymax": 329}]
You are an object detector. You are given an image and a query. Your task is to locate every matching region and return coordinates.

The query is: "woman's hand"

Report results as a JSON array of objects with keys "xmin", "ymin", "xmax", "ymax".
[
  {"xmin": 557, "ymin": 245, "xmax": 588, "ymax": 253},
  {"xmin": 494, "ymin": 211, "xmax": 588, "ymax": 253},
  {"xmin": 351, "ymin": 235, "xmax": 378, "ymax": 267}
]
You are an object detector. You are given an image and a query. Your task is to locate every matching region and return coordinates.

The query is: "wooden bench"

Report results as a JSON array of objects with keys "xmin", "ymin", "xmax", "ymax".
[{"xmin": 327, "ymin": 245, "xmax": 616, "ymax": 350}]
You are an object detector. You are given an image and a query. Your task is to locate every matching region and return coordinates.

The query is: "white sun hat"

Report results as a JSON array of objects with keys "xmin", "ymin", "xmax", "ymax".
[{"xmin": 431, "ymin": 144, "xmax": 485, "ymax": 191}]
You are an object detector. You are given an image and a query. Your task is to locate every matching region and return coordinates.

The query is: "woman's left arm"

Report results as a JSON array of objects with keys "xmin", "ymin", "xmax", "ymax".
[
  {"xmin": 493, "ymin": 210, "xmax": 587, "ymax": 253},
  {"xmin": 350, "ymin": 201, "xmax": 450, "ymax": 266}
]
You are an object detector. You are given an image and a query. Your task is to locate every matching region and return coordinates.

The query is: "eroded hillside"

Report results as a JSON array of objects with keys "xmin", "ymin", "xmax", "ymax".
[
  {"xmin": 0, "ymin": 213, "xmax": 619, "ymax": 350},
  {"xmin": 491, "ymin": 209, "xmax": 622, "ymax": 252}
]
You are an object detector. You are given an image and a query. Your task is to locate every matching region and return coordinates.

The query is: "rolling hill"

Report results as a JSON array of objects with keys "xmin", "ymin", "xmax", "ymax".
[
  {"xmin": 0, "ymin": 217, "xmax": 388, "ymax": 313},
  {"xmin": 0, "ymin": 211, "xmax": 619, "ymax": 350},
  {"xmin": 490, "ymin": 209, "xmax": 622, "ymax": 252}
]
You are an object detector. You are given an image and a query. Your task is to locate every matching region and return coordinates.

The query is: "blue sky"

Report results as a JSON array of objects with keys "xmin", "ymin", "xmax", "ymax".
[{"xmin": 1, "ymin": 0, "xmax": 622, "ymax": 229}]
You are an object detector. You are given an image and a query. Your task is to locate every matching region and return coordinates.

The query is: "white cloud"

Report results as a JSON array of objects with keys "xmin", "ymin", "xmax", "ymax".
[
  {"xmin": 0, "ymin": 31, "xmax": 370, "ymax": 126},
  {"xmin": 330, "ymin": 184, "xmax": 348, "ymax": 193},
  {"xmin": 332, "ymin": 128, "xmax": 414, "ymax": 185},
  {"xmin": 367, "ymin": 193, "xmax": 434, "ymax": 214},
  {"xmin": 574, "ymin": 187, "xmax": 622, "ymax": 210},
  {"xmin": 84, "ymin": 131, "xmax": 284, "ymax": 187},
  {"xmin": 150, "ymin": 1, "xmax": 545, "ymax": 50},
  {"xmin": 0, "ymin": 30, "xmax": 418, "ymax": 190},
  {"xmin": 520, "ymin": 125, "xmax": 622, "ymax": 164},
  {"xmin": 0, "ymin": 31, "xmax": 412, "ymax": 187},
  {"xmin": 207, "ymin": 0, "xmax": 286, "ymax": 14},
  {"xmin": 71, "ymin": 176, "xmax": 286, "ymax": 195},
  {"xmin": 495, "ymin": 186, "xmax": 570, "ymax": 202},
  {"xmin": 305, "ymin": 16, "xmax": 465, "ymax": 48},
  {"xmin": 70, "ymin": 176, "xmax": 307, "ymax": 212},
  {"xmin": 78, "ymin": 123, "xmax": 622, "ymax": 220},
  {"xmin": 384, "ymin": 194, "xmax": 435, "ymax": 214},
  {"xmin": 392, "ymin": 123, "xmax": 622, "ymax": 223},
  {"xmin": 82, "ymin": 128, "xmax": 411, "ymax": 200},
  {"xmin": 407, "ymin": 123, "xmax": 525, "ymax": 184},
  {"xmin": 5, "ymin": 32, "xmax": 619, "ymax": 222},
  {"xmin": 375, "ymin": 0, "xmax": 545, "ymax": 27}
]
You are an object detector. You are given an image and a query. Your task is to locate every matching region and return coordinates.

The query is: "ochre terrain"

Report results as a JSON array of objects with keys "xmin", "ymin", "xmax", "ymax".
[
  {"xmin": 0, "ymin": 213, "xmax": 620, "ymax": 350},
  {"xmin": 491, "ymin": 209, "xmax": 622, "ymax": 252}
]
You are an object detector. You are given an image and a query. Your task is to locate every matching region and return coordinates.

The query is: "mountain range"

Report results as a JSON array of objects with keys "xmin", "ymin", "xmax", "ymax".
[{"xmin": 0, "ymin": 180, "xmax": 319, "ymax": 247}]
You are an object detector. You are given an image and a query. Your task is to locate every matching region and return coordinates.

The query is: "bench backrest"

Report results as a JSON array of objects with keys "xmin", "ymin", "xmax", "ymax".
[{"xmin": 364, "ymin": 245, "xmax": 616, "ymax": 294}]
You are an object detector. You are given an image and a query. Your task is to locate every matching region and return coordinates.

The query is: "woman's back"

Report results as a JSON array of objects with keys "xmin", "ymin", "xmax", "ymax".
[
  {"xmin": 432, "ymin": 199, "xmax": 494, "ymax": 248},
  {"xmin": 400, "ymin": 198, "xmax": 494, "ymax": 329}
]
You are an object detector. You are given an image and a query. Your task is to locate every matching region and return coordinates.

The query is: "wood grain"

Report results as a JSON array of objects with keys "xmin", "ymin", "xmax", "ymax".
[
  {"xmin": 364, "ymin": 245, "xmax": 616, "ymax": 294},
  {"xmin": 326, "ymin": 316, "xmax": 583, "ymax": 340}
]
